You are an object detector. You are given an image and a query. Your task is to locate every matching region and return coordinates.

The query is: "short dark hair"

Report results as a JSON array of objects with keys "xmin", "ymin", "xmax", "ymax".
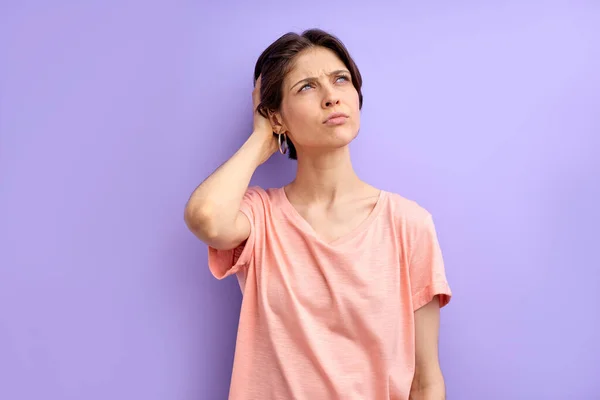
[{"xmin": 253, "ymin": 29, "xmax": 363, "ymax": 160}]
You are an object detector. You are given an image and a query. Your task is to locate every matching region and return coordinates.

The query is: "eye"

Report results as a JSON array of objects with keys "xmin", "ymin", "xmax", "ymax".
[
  {"xmin": 336, "ymin": 75, "xmax": 350, "ymax": 83},
  {"xmin": 299, "ymin": 82, "xmax": 314, "ymax": 92}
]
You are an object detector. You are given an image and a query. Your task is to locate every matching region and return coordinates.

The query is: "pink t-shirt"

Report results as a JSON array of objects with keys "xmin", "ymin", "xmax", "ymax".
[{"xmin": 208, "ymin": 186, "xmax": 452, "ymax": 399}]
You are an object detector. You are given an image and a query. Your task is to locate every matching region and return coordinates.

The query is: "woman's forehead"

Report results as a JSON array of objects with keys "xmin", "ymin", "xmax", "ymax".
[{"xmin": 287, "ymin": 48, "xmax": 347, "ymax": 80}]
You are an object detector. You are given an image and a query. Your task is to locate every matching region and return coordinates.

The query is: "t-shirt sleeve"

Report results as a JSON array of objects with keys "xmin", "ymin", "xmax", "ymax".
[
  {"xmin": 207, "ymin": 187, "xmax": 262, "ymax": 280},
  {"xmin": 408, "ymin": 213, "xmax": 452, "ymax": 311}
]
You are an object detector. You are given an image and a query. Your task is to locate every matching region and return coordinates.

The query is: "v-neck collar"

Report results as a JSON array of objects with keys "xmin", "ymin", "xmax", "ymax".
[{"xmin": 275, "ymin": 186, "xmax": 387, "ymax": 247}]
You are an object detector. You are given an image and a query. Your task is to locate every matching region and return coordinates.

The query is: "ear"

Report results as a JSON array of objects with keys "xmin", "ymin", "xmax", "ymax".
[{"xmin": 267, "ymin": 110, "xmax": 287, "ymax": 135}]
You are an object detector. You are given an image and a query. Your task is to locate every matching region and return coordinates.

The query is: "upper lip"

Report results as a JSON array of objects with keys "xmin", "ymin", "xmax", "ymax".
[{"xmin": 323, "ymin": 112, "xmax": 349, "ymax": 123}]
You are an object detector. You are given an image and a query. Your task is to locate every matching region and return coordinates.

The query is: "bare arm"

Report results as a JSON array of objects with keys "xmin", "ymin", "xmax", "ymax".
[
  {"xmin": 410, "ymin": 295, "xmax": 446, "ymax": 400},
  {"xmin": 184, "ymin": 133, "xmax": 275, "ymax": 249},
  {"xmin": 184, "ymin": 76, "xmax": 278, "ymax": 250}
]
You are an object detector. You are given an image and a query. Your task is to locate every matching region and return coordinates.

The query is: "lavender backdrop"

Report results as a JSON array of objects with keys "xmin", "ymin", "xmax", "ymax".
[{"xmin": 1, "ymin": 1, "xmax": 599, "ymax": 399}]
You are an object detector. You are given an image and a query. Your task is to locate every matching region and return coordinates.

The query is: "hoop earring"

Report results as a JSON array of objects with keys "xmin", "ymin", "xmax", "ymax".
[{"xmin": 278, "ymin": 133, "xmax": 288, "ymax": 155}]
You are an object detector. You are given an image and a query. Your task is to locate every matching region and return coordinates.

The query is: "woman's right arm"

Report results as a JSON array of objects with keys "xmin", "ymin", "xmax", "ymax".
[
  {"xmin": 184, "ymin": 131, "xmax": 276, "ymax": 250},
  {"xmin": 184, "ymin": 76, "xmax": 277, "ymax": 250}
]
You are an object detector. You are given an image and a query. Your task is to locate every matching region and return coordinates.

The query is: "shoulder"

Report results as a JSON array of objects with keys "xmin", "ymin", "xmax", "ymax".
[
  {"xmin": 384, "ymin": 191, "xmax": 432, "ymax": 227},
  {"xmin": 243, "ymin": 186, "xmax": 282, "ymax": 208},
  {"xmin": 383, "ymin": 191, "xmax": 442, "ymax": 257},
  {"xmin": 245, "ymin": 186, "xmax": 280, "ymax": 199}
]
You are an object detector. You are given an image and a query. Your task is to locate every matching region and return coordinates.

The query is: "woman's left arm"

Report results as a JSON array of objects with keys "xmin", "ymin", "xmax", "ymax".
[{"xmin": 409, "ymin": 295, "xmax": 446, "ymax": 400}]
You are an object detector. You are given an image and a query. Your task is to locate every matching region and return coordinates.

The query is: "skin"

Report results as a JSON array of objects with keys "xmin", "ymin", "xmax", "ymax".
[
  {"xmin": 411, "ymin": 296, "xmax": 446, "ymax": 399},
  {"xmin": 184, "ymin": 45, "xmax": 445, "ymax": 398}
]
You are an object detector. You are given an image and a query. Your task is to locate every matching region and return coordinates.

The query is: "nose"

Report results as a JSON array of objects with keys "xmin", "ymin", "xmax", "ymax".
[
  {"xmin": 324, "ymin": 98, "xmax": 340, "ymax": 108},
  {"xmin": 322, "ymin": 87, "xmax": 340, "ymax": 108}
]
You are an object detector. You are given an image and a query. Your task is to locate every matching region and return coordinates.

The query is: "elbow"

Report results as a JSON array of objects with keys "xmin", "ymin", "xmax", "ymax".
[
  {"xmin": 410, "ymin": 370, "xmax": 445, "ymax": 400},
  {"xmin": 184, "ymin": 201, "xmax": 219, "ymax": 241}
]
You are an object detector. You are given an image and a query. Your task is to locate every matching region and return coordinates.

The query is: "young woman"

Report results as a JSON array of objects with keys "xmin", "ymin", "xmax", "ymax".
[{"xmin": 185, "ymin": 29, "xmax": 452, "ymax": 400}]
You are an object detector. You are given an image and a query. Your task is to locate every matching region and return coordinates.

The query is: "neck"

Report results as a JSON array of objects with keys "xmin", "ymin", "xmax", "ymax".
[{"xmin": 288, "ymin": 146, "xmax": 362, "ymax": 203}]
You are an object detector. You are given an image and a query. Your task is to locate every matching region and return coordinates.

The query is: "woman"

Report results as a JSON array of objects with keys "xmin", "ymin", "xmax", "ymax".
[{"xmin": 185, "ymin": 29, "xmax": 452, "ymax": 400}]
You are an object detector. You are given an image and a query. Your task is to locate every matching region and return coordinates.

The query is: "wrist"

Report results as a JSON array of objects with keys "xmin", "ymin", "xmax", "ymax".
[{"xmin": 240, "ymin": 133, "xmax": 266, "ymax": 167}]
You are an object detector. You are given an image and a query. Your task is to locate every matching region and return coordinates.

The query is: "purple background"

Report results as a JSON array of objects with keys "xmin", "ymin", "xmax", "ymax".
[{"xmin": 1, "ymin": 1, "xmax": 599, "ymax": 399}]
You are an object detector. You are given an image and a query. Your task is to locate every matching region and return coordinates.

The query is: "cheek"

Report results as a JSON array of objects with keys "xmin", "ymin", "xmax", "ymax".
[
  {"xmin": 346, "ymin": 92, "xmax": 361, "ymax": 126},
  {"xmin": 350, "ymin": 90, "xmax": 361, "ymax": 111},
  {"xmin": 283, "ymin": 102, "xmax": 318, "ymax": 130}
]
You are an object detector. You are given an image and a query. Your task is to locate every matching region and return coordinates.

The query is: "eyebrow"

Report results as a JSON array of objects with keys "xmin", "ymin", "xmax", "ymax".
[{"xmin": 290, "ymin": 69, "xmax": 351, "ymax": 92}]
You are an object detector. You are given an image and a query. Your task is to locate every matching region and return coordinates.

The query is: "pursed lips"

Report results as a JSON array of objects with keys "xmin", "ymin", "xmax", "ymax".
[{"xmin": 323, "ymin": 112, "xmax": 349, "ymax": 124}]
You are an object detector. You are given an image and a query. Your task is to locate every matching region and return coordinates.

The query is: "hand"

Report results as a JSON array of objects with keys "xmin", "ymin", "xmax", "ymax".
[{"xmin": 251, "ymin": 75, "xmax": 278, "ymax": 164}]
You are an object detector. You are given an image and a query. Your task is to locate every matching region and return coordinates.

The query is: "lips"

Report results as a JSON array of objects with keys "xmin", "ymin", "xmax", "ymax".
[{"xmin": 323, "ymin": 112, "xmax": 349, "ymax": 124}]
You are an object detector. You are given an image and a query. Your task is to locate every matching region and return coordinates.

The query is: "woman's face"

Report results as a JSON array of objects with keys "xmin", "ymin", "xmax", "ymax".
[{"xmin": 272, "ymin": 46, "xmax": 361, "ymax": 157}]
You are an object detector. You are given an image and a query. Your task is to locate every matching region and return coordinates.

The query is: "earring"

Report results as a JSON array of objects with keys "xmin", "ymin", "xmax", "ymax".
[{"xmin": 278, "ymin": 133, "xmax": 288, "ymax": 155}]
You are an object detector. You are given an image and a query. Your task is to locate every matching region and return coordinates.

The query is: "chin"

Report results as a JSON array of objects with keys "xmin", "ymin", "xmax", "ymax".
[{"xmin": 328, "ymin": 127, "xmax": 359, "ymax": 147}]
